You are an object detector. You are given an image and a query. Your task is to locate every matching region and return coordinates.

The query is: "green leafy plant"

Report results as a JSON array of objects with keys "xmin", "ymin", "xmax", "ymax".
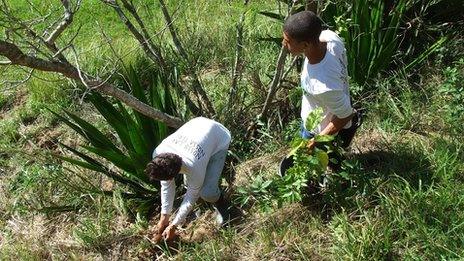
[
  {"xmin": 439, "ymin": 58, "xmax": 464, "ymax": 134},
  {"xmin": 50, "ymin": 65, "xmax": 180, "ymax": 214},
  {"xmin": 237, "ymin": 108, "xmax": 338, "ymax": 209}
]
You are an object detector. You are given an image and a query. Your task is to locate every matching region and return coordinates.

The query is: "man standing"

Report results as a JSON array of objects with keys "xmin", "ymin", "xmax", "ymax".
[
  {"xmin": 144, "ymin": 117, "xmax": 231, "ymax": 241},
  {"xmin": 282, "ymin": 11, "xmax": 358, "ymax": 149}
]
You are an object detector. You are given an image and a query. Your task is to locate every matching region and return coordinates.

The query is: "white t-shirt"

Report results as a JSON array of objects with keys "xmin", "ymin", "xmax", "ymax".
[
  {"xmin": 301, "ymin": 30, "xmax": 353, "ymax": 133},
  {"xmin": 153, "ymin": 117, "xmax": 231, "ymax": 226}
]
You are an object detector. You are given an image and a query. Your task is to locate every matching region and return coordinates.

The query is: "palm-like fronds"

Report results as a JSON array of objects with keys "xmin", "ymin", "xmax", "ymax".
[
  {"xmin": 323, "ymin": 0, "xmax": 447, "ymax": 85},
  {"xmin": 51, "ymin": 66, "xmax": 179, "ymax": 199}
]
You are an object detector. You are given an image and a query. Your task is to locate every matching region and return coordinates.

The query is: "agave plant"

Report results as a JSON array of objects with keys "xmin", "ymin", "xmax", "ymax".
[
  {"xmin": 50, "ymin": 65, "xmax": 180, "ymax": 213},
  {"xmin": 322, "ymin": 0, "xmax": 447, "ymax": 86},
  {"xmin": 259, "ymin": 0, "xmax": 447, "ymax": 86}
]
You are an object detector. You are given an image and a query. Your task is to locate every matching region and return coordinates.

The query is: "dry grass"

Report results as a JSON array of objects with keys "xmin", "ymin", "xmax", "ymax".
[{"xmin": 233, "ymin": 147, "xmax": 288, "ymax": 188}]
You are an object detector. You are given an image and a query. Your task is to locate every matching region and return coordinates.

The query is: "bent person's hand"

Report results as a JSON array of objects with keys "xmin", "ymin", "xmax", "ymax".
[
  {"xmin": 162, "ymin": 224, "xmax": 177, "ymax": 241},
  {"xmin": 151, "ymin": 230, "xmax": 163, "ymax": 244},
  {"xmin": 157, "ymin": 214, "xmax": 170, "ymax": 233}
]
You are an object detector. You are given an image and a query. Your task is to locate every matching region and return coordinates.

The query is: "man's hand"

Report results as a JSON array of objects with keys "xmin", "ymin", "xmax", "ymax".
[
  {"xmin": 306, "ymin": 139, "xmax": 316, "ymax": 152},
  {"xmin": 151, "ymin": 214, "xmax": 170, "ymax": 244},
  {"xmin": 157, "ymin": 214, "xmax": 170, "ymax": 234},
  {"xmin": 162, "ymin": 224, "xmax": 177, "ymax": 241}
]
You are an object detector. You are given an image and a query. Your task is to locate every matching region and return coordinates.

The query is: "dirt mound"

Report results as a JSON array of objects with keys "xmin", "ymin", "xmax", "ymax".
[
  {"xmin": 350, "ymin": 129, "xmax": 389, "ymax": 154},
  {"xmin": 179, "ymin": 210, "xmax": 218, "ymax": 243},
  {"xmin": 233, "ymin": 147, "xmax": 288, "ymax": 188}
]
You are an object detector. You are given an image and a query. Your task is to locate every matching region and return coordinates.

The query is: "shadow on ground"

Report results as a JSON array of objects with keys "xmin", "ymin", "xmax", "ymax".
[{"xmin": 302, "ymin": 144, "xmax": 435, "ymax": 221}]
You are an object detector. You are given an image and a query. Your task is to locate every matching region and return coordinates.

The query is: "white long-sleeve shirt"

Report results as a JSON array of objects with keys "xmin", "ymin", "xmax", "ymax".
[
  {"xmin": 153, "ymin": 117, "xmax": 231, "ymax": 226},
  {"xmin": 301, "ymin": 30, "xmax": 354, "ymax": 133}
]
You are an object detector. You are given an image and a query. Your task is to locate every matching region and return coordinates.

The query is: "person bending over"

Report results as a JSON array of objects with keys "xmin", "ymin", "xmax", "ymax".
[{"xmin": 145, "ymin": 117, "xmax": 231, "ymax": 241}]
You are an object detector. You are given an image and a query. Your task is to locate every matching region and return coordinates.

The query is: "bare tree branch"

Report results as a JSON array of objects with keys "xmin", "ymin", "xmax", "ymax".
[
  {"xmin": 158, "ymin": 0, "xmax": 216, "ymax": 116},
  {"xmin": 281, "ymin": 56, "xmax": 298, "ymax": 82},
  {"xmin": 258, "ymin": 46, "xmax": 289, "ymax": 120},
  {"xmin": 258, "ymin": 1, "xmax": 300, "ymax": 121},
  {"xmin": 119, "ymin": 0, "xmax": 156, "ymax": 47},
  {"xmin": 158, "ymin": 0, "xmax": 188, "ymax": 61},
  {"xmin": 1, "ymin": 68, "xmax": 34, "ymax": 90},
  {"xmin": 101, "ymin": 0, "xmax": 166, "ymax": 68},
  {"xmin": 98, "ymin": 1, "xmax": 199, "ymax": 115},
  {"xmin": 6, "ymin": 10, "xmax": 69, "ymax": 63},
  {"xmin": 228, "ymin": 0, "xmax": 249, "ymax": 111},
  {"xmin": 306, "ymin": 0, "xmax": 318, "ymax": 13},
  {"xmin": 0, "ymin": 39, "xmax": 184, "ymax": 128},
  {"xmin": 45, "ymin": 0, "xmax": 80, "ymax": 45},
  {"xmin": 52, "ymin": 23, "xmax": 82, "ymax": 59}
]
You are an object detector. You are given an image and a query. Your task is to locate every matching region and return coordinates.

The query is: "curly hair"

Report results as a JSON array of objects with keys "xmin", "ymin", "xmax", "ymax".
[
  {"xmin": 283, "ymin": 11, "xmax": 322, "ymax": 43},
  {"xmin": 144, "ymin": 153, "xmax": 182, "ymax": 181}
]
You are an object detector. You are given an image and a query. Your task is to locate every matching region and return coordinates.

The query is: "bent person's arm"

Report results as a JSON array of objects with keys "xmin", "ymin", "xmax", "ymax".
[
  {"xmin": 171, "ymin": 186, "xmax": 201, "ymax": 227},
  {"xmin": 159, "ymin": 179, "xmax": 176, "ymax": 231}
]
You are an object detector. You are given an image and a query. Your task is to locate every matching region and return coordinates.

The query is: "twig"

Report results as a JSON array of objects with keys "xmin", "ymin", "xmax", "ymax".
[
  {"xmin": 1, "ymin": 68, "xmax": 34, "ymax": 90},
  {"xmin": 0, "ymin": 40, "xmax": 184, "ymax": 128},
  {"xmin": 52, "ymin": 23, "xmax": 82, "ymax": 58},
  {"xmin": 97, "ymin": 21, "xmax": 127, "ymax": 72},
  {"xmin": 100, "ymin": 1, "xmax": 204, "ymax": 115},
  {"xmin": 70, "ymin": 45, "xmax": 118, "ymax": 104},
  {"xmin": 70, "ymin": 45, "xmax": 90, "ymax": 89},
  {"xmin": 101, "ymin": 0, "xmax": 166, "ymax": 68},
  {"xmin": 258, "ymin": 46, "xmax": 289, "ymax": 120},
  {"xmin": 227, "ymin": 0, "xmax": 249, "ymax": 112},
  {"xmin": 158, "ymin": 0, "xmax": 216, "ymax": 116},
  {"xmin": 258, "ymin": 1, "xmax": 298, "ymax": 121},
  {"xmin": 45, "ymin": 0, "xmax": 82, "ymax": 45},
  {"xmin": 280, "ymin": 56, "xmax": 298, "ymax": 83}
]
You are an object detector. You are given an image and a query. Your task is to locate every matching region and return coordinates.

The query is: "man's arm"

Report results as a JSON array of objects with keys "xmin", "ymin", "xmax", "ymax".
[
  {"xmin": 156, "ymin": 179, "xmax": 175, "ymax": 240},
  {"xmin": 171, "ymin": 186, "xmax": 201, "ymax": 226},
  {"xmin": 162, "ymin": 163, "xmax": 207, "ymax": 240},
  {"xmin": 320, "ymin": 113, "xmax": 354, "ymax": 136},
  {"xmin": 307, "ymin": 90, "xmax": 354, "ymax": 150},
  {"xmin": 307, "ymin": 113, "xmax": 353, "ymax": 149},
  {"xmin": 160, "ymin": 186, "xmax": 201, "ymax": 240}
]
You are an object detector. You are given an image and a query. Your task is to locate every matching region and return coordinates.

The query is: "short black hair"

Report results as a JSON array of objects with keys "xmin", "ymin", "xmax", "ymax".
[
  {"xmin": 283, "ymin": 11, "xmax": 322, "ymax": 43},
  {"xmin": 144, "ymin": 153, "xmax": 182, "ymax": 181}
]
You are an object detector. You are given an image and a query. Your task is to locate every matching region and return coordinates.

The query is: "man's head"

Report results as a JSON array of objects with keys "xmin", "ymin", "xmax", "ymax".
[
  {"xmin": 282, "ymin": 11, "xmax": 323, "ymax": 55},
  {"xmin": 145, "ymin": 153, "xmax": 182, "ymax": 181}
]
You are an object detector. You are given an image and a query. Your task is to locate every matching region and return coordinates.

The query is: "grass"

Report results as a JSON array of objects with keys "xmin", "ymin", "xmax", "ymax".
[{"xmin": 1, "ymin": 0, "xmax": 464, "ymax": 260}]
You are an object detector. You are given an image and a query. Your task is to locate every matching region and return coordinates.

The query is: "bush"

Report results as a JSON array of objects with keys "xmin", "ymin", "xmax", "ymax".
[{"xmin": 439, "ymin": 58, "xmax": 464, "ymax": 134}]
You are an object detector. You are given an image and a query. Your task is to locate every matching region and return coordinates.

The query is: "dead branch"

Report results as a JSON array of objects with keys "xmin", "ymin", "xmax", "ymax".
[
  {"xmin": 3, "ymin": 6, "xmax": 70, "ymax": 63},
  {"xmin": 258, "ymin": 1, "xmax": 299, "ymax": 121},
  {"xmin": 228, "ymin": 0, "xmax": 249, "ymax": 111},
  {"xmin": 101, "ymin": 0, "xmax": 166, "ymax": 68},
  {"xmin": 52, "ymin": 23, "xmax": 82, "ymax": 59},
  {"xmin": 1, "ymin": 68, "xmax": 34, "ymax": 90},
  {"xmin": 45, "ymin": 0, "xmax": 81, "ymax": 45},
  {"xmin": 258, "ymin": 46, "xmax": 289, "ymax": 120},
  {"xmin": 98, "ymin": 2, "xmax": 200, "ymax": 115},
  {"xmin": 158, "ymin": 0, "xmax": 216, "ymax": 116},
  {"xmin": 281, "ymin": 56, "xmax": 298, "ymax": 82},
  {"xmin": 0, "ymin": 40, "xmax": 184, "ymax": 128},
  {"xmin": 158, "ymin": 0, "xmax": 188, "ymax": 61},
  {"xmin": 306, "ymin": 0, "xmax": 318, "ymax": 13}
]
